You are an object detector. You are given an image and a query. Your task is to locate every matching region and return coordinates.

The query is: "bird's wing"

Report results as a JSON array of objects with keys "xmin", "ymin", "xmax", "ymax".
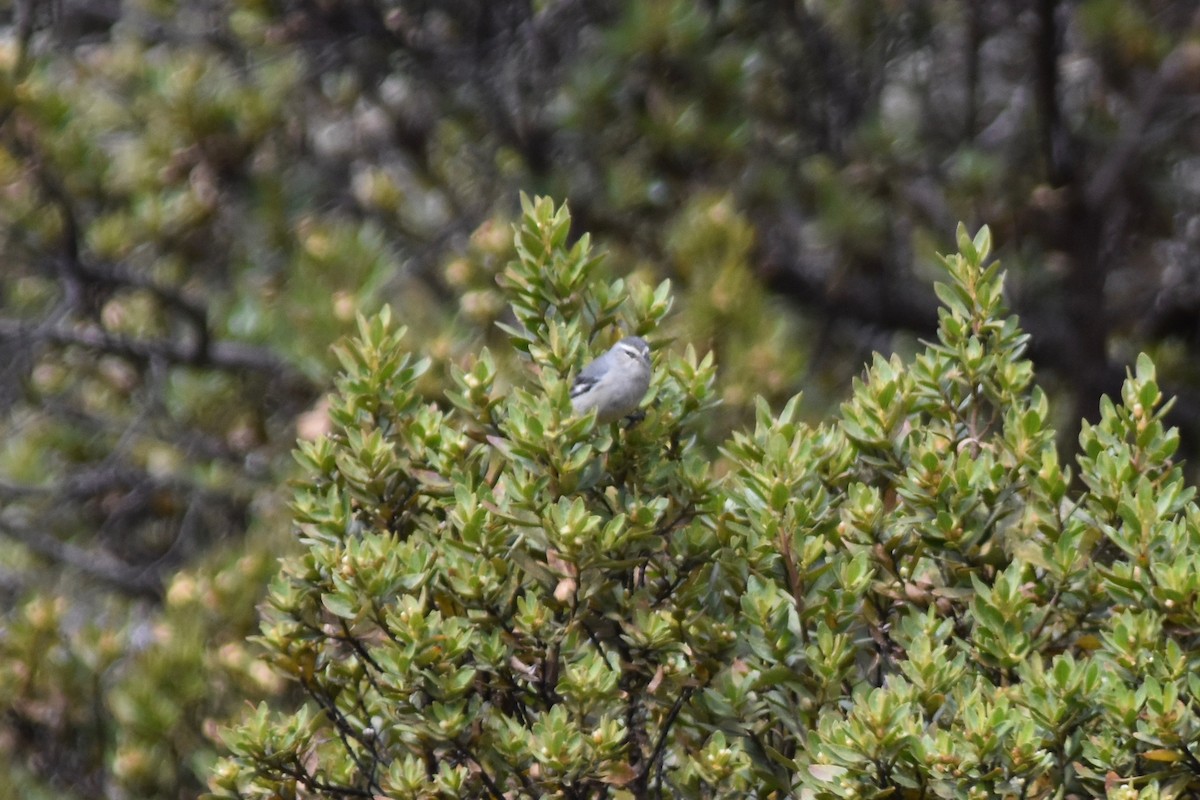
[{"xmin": 571, "ymin": 356, "xmax": 607, "ymax": 397}]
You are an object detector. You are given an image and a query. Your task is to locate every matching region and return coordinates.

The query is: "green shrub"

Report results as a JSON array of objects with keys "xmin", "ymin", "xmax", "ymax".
[{"xmin": 213, "ymin": 197, "xmax": 1200, "ymax": 799}]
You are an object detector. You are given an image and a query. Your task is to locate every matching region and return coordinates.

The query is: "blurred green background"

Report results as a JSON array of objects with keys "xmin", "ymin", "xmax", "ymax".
[{"xmin": 1, "ymin": 1, "xmax": 1198, "ymax": 796}]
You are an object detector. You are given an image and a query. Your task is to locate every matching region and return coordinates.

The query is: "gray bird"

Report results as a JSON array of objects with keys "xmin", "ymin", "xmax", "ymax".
[{"xmin": 570, "ymin": 336, "xmax": 652, "ymax": 424}]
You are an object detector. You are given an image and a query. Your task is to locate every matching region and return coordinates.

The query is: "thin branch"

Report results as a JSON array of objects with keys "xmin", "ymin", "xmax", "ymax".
[
  {"xmin": 337, "ymin": 619, "xmax": 390, "ymax": 701},
  {"xmin": 11, "ymin": 0, "xmax": 38, "ymax": 93},
  {"xmin": 1083, "ymin": 42, "xmax": 1196, "ymax": 209},
  {"xmin": 777, "ymin": 526, "xmax": 808, "ymax": 646},
  {"xmin": 1032, "ymin": 0, "xmax": 1072, "ymax": 184},
  {"xmin": 0, "ymin": 465, "xmax": 230, "ymax": 503},
  {"xmin": 275, "ymin": 762, "xmax": 375, "ymax": 799},
  {"xmin": 0, "ymin": 517, "xmax": 163, "ymax": 599},
  {"xmin": 0, "ymin": 316, "xmax": 312, "ymax": 387},
  {"xmin": 963, "ymin": 0, "xmax": 982, "ymax": 139},
  {"xmin": 635, "ymin": 685, "xmax": 695, "ymax": 790},
  {"xmin": 455, "ymin": 746, "xmax": 506, "ymax": 800},
  {"xmin": 35, "ymin": 397, "xmax": 259, "ymax": 466},
  {"xmin": 70, "ymin": 256, "xmax": 212, "ymax": 356},
  {"xmin": 299, "ymin": 675, "xmax": 386, "ymax": 797}
]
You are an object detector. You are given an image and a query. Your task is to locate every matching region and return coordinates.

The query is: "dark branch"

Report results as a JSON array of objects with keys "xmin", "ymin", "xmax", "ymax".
[
  {"xmin": 0, "ymin": 517, "xmax": 163, "ymax": 599},
  {"xmin": 0, "ymin": 316, "xmax": 313, "ymax": 388},
  {"xmin": 634, "ymin": 686, "xmax": 695, "ymax": 791}
]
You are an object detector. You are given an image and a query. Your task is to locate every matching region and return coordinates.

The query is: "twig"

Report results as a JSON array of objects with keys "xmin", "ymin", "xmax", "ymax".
[
  {"xmin": 0, "ymin": 316, "xmax": 311, "ymax": 386},
  {"xmin": 0, "ymin": 517, "xmax": 162, "ymax": 598},
  {"xmin": 635, "ymin": 686, "xmax": 695, "ymax": 791}
]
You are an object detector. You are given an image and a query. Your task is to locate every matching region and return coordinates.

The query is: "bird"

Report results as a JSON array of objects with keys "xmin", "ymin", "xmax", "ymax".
[{"xmin": 570, "ymin": 336, "xmax": 653, "ymax": 424}]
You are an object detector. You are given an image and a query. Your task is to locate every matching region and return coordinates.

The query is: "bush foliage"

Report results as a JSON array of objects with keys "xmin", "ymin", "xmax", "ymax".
[{"xmin": 215, "ymin": 197, "xmax": 1200, "ymax": 799}]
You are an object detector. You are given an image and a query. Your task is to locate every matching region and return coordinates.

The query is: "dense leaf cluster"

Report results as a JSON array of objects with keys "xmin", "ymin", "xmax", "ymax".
[{"xmin": 217, "ymin": 199, "xmax": 1200, "ymax": 799}]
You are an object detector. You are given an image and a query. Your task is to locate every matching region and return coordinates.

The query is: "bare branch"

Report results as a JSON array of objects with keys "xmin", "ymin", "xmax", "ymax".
[
  {"xmin": 0, "ymin": 316, "xmax": 313, "ymax": 389},
  {"xmin": 0, "ymin": 517, "xmax": 163, "ymax": 599}
]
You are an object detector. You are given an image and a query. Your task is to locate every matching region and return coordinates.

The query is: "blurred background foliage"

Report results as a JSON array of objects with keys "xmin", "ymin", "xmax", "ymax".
[{"xmin": 0, "ymin": 0, "xmax": 1198, "ymax": 797}]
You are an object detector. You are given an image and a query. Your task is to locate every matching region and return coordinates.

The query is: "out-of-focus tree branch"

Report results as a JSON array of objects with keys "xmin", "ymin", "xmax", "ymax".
[{"xmin": 0, "ymin": 517, "xmax": 164, "ymax": 599}]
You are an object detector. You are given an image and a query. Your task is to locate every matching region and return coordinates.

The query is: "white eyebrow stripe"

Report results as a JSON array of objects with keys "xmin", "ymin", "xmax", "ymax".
[{"xmin": 617, "ymin": 342, "xmax": 648, "ymax": 359}]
